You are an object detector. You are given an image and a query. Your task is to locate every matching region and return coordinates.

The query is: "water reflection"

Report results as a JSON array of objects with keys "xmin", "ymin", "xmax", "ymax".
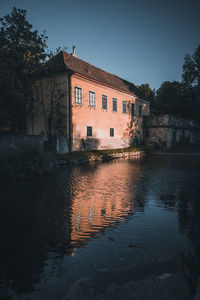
[
  {"xmin": 0, "ymin": 157, "xmax": 200, "ymax": 299},
  {"xmin": 70, "ymin": 161, "xmax": 144, "ymax": 246},
  {"xmin": 0, "ymin": 170, "xmax": 73, "ymax": 297}
]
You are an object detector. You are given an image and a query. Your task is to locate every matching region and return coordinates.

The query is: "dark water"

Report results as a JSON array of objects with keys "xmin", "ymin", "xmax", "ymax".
[{"xmin": 0, "ymin": 156, "xmax": 200, "ymax": 299}]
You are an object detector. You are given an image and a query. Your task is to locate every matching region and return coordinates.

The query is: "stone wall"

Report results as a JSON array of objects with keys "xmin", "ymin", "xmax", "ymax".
[
  {"xmin": 0, "ymin": 135, "xmax": 69, "ymax": 154},
  {"xmin": 143, "ymin": 114, "xmax": 200, "ymax": 149},
  {"xmin": 0, "ymin": 135, "xmax": 48, "ymax": 153}
]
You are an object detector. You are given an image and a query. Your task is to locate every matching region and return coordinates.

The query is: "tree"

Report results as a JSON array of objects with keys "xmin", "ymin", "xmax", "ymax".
[
  {"xmin": 182, "ymin": 44, "xmax": 200, "ymax": 121},
  {"xmin": 136, "ymin": 83, "xmax": 155, "ymax": 102},
  {"xmin": 0, "ymin": 7, "xmax": 48, "ymax": 133},
  {"xmin": 136, "ymin": 83, "xmax": 155, "ymax": 112},
  {"xmin": 154, "ymin": 81, "xmax": 187, "ymax": 117},
  {"xmin": 182, "ymin": 45, "xmax": 200, "ymax": 88}
]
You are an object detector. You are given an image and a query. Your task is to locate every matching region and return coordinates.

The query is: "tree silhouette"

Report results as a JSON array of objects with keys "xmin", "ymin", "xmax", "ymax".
[{"xmin": 0, "ymin": 7, "xmax": 48, "ymax": 133}]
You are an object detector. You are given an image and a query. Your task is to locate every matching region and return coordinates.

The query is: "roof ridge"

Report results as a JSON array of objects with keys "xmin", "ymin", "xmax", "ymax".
[
  {"xmin": 62, "ymin": 51, "xmax": 135, "ymax": 86},
  {"xmin": 59, "ymin": 51, "xmax": 143, "ymax": 98}
]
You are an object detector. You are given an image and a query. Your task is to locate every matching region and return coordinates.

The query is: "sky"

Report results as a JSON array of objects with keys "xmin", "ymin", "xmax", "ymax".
[{"xmin": 0, "ymin": 0, "xmax": 200, "ymax": 90}]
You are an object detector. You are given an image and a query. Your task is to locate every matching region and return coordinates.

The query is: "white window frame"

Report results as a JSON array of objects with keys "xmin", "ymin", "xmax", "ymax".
[
  {"xmin": 74, "ymin": 86, "xmax": 82, "ymax": 104},
  {"xmin": 89, "ymin": 91, "xmax": 96, "ymax": 107}
]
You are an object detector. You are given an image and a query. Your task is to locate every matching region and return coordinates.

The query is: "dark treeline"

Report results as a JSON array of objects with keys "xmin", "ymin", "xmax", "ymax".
[{"xmin": 137, "ymin": 44, "xmax": 200, "ymax": 122}]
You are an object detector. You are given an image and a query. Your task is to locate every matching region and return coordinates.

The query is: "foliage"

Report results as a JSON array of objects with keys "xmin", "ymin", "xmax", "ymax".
[
  {"xmin": 0, "ymin": 145, "xmax": 52, "ymax": 179},
  {"xmin": 137, "ymin": 84, "xmax": 155, "ymax": 102},
  {"xmin": 154, "ymin": 81, "xmax": 187, "ymax": 116},
  {"xmin": 0, "ymin": 7, "xmax": 48, "ymax": 133},
  {"xmin": 153, "ymin": 44, "xmax": 200, "ymax": 121},
  {"xmin": 57, "ymin": 146, "xmax": 143, "ymax": 162},
  {"xmin": 182, "ymin": 45, "xmax": 200, "ymax": 121},
  {"xmin": 182, "ymin": 45, "xmax": 200, "ymax": 88}
]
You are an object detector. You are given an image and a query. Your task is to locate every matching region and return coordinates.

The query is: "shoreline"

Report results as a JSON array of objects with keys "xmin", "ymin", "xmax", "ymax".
[
  {"xmin": 54, "ymin": 148, "xmax": 144, "ymax": 166},
  {"xmin": 150, "ymin": 151, "xmax": 200, "ymax": 157}
]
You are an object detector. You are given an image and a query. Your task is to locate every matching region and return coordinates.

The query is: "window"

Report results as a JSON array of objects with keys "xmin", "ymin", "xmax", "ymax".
[
  {"xmin": 112, "ymin": 98, "xmax": 117, "ymax": 112},
  {"xmin": 139, "ymin": 105, "xmax": 143, "ymax": 117},
  {"xmin": 87, "ymin": 126, "xmax": 92, "ymax": 137},
  {"xmin": 122, "ymin": 101, "xmax": 127, "ymax": 113},
  {"xmin": 89, "ymin": 91, "xmax": 96, "ymax": 107},
  {"xmin": 102, "ymin": 95, "xmax": 107, "ymax": 110},
  {"xmin": 110, "ymin": 128, "xmax": 114, "ymax": 137},
  {"xmin": 74, "ymin": 87, "xmax": 82, "ymax": 104},
  {"xmin": 131, "ymin": 103, "xmax": 135, "ymax": 117}
]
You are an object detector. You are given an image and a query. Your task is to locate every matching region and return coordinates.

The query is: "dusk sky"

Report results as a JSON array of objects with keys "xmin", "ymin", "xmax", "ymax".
[{"xmin": 0, "ymin": 0, "xmax": 200, "ymax": 90}]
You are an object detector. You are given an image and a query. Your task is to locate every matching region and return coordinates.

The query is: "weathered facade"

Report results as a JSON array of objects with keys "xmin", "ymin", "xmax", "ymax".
[
  {"xmin": 27, "ymin": 51, "xmax": 150, "ymax": 152},
  {"xmin": 143, "ymin": 114, "xmax": 200, "ymax": 149}
]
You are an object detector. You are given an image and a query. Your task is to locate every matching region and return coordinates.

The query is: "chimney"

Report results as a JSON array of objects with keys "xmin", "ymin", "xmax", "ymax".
[{"xmin": 72, "ymin": 46, "xmax": 76, "ymax": 57}]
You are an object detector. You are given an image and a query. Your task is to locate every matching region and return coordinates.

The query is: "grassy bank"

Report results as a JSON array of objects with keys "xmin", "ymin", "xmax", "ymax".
[
  {"xmin": 55, "ymin": 146, "xmax": 144, "ymax": 165},
  {"xmin": 0, "ymin": 146, "xmax": 144, "ymax": 179}
]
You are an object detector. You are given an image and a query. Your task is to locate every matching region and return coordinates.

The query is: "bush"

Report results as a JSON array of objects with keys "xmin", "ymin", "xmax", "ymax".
[{"xmin": 0, "ymin": 146, "xmax": 53, "ymax": 179}]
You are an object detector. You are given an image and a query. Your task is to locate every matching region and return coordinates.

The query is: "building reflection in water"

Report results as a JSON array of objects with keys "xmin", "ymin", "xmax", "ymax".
[
  {"xmin": 0, "ymin": 159, "xmax": 146, "ymax": 298},
  {"xmin": 68, "ymin": 160, "xmax": 145, "ymax": 247}
]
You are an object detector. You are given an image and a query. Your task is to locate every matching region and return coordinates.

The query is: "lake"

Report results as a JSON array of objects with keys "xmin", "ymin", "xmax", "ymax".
[{"xmin": 0, "ymin": 156, "xmax": 200, "ymax": 299}]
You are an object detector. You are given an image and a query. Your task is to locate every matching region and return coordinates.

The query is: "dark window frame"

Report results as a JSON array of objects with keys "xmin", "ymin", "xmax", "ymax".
[
  {"xmin": 87, "ymin": 126, "xmax": 92, "ymax": 137},
  {"xmin": 131, "ymin": 103, "xmax": 135, "ymax": 117},
  {"xmin": 112, "ymin": 98, "xmax": 117, "ymax": 112},
  {"xmin": 122, "ymin": 101, "xmax": 127, "ymax": 113},
  {"xmin": 102, "ymin": 95, "xmax": 107, "ymax": 110},
  {"xmin": 110, "ymin": 128, "xmax": 114, "ymax": 137},
  {"xmin": 138, "ymin": 105, "xmax": 143, "ymax": 117}
]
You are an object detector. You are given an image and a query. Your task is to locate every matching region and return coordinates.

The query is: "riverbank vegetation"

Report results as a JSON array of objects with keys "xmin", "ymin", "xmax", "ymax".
[
  {"xmin": 55, "ymin": 146, "xmax": 143, "ymax": 164},
  {"xmin": 0, "ymin": 146, "xmax": 53, "ymax": 179},
  {"xmin": 0, "ymin": 146, "xmax": 143, "ymax": 179}
]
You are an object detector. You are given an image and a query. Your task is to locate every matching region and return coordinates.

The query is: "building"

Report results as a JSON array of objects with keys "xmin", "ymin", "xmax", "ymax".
[{"xmin": 27, "ymin": 49, "xmax": 150, "ymax": 153}]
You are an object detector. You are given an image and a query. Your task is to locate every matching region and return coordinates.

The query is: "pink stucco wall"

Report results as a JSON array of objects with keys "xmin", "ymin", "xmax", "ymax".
[{"xmin": 71, "ymin": 75, "xmax": 150, "ymax": 151}]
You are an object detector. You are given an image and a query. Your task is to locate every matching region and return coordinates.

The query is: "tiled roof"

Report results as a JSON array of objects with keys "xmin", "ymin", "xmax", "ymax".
[{"xmin": 44, "ymin": 51, "xmax": 142, "ymax": 98}]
